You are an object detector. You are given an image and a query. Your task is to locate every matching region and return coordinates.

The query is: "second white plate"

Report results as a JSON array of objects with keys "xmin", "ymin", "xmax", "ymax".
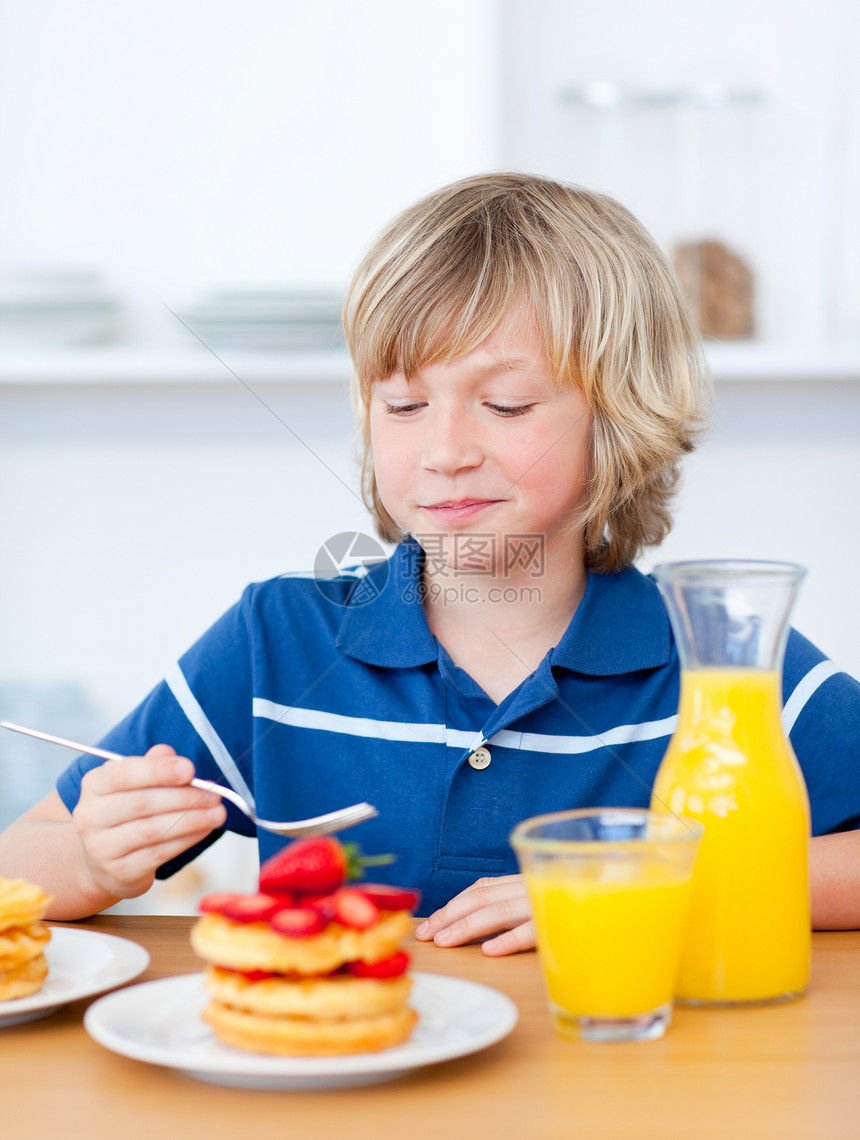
[
  {"xmin": 0, "ymin": 928, "xmax": 150, "ymax": 1028},
  {"xmin": 84, "ymin": 971, "xmax": 518, "ymax": 1089}
]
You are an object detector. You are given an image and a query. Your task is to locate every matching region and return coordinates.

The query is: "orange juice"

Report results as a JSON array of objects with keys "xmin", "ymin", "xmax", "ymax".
[
  {"xmin": 651, "ymin": 668, "xmax": 810, "ymax": 1004},
  {"xmin": 525, "ymin": 864, "xmax": 695, "ymax": 1019}
]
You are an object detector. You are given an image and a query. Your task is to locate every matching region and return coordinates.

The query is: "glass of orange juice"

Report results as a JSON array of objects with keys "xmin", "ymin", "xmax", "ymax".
[{"xmin": 512, "ymin": 808, "xmax": 703, "ymax": 1042}]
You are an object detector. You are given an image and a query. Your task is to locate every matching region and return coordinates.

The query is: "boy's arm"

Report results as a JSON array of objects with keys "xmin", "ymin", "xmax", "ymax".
[
  {"xmin": 0, "ymin": 792, "xmax": 123, "ymax": 919},
  {"xmin": 810, "ymin": 830, "xmax": 860, "ymax": 929},
  {"xmin": 0, "ymin": 746, "xmax": 226, "ymax": 920}
]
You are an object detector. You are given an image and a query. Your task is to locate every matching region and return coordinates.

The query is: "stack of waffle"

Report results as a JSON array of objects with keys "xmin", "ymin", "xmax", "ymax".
[
  {"xmin": 0, "ymin": 877, "xmax": 52, "ymax": 1000},
  {"xmin": 190, "ymin": 836, "xmax": 420, "ymax": 1056}
]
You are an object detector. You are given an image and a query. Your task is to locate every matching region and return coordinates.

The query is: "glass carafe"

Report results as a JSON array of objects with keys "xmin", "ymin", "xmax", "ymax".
[{"xmin": 649, "ymin": 560, "xmax": 811, "ymax": 1006}]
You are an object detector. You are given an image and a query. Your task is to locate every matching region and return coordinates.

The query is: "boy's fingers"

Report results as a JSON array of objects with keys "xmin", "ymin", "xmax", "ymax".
[
  {"xmin": 85, "ymin": 824, "xmax": 223, "ymax": 900},
  {"xmin": 79, "ymin": 807, "xmax": 227, "ymax": 891},
  {"xmin": 416, "ymin": 875, "xmax": 524, "ymax": 938},
  {"xmin": 431, "ymin": 895, "xmax": 532, "ymax": 948},
  {"xmin": 416, "ymin": 875, "xmax": 532, "ymax": 948},
  {"xmin": 74, "ymin": 785, "xmax": 223, "ymax": 831},
  {"xmin": 82, "ymin": 750, "xmax": 195, "ymax": 795},
  {"xmin": 84, "ymin": 804, "xmax": 226, "ymax": 860},
  {"xmin": 151, "ymin": 802, "xmax": 227, "ymax": 843},
  {"xmin": 145, "ymin": 743, "xmax": 177, "ymax": 758},
  {"xmin": 480, "ymin": 920, "xmax": 537, "ymax": 957}
]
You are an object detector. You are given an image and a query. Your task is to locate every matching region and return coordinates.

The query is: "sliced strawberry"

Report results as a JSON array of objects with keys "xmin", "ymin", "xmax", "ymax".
[
  {"xmin": 300, "ymin": 892, "xmax": 337, "ymax": 920},
  {"xmin": 259, "ymin": 837, "xmax": 347, "ymax": 895},
  {"xmin": 345, "ymin": 951, "xmax": 411, "ymax": 979},
  {"xmin": 227, "ymin": 968, "xmax": 282, "ymax": 983},
  {"xmin": 221, "ymin": 965, "xmax": 315, "ymax": 983},
  {"xmin": 330, "ymin": 886, "xmax": 381, "ymax": 930},
  {"xmin": 199, "ymin": 892, "xmax": 240, "ymax": 915},
  {"xmin": 357, "ymin": 883, "xmax": 421, "ymax": 912},
  {"xmin": 199, "ymin": 891, "xmax": 290, "ymax": 923},
  {"xmin": 269, "ymin": 905, "xmax": 329, "ymax": 938}
]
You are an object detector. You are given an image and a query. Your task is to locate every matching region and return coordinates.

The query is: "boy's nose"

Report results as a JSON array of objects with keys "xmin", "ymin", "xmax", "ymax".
[{"xmin": 422, "ymin": 410, "xmax": 484, "ymax": 474}]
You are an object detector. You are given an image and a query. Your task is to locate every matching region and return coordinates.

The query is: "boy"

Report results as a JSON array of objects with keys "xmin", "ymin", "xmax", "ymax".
[{"xmin": 1, "ymin": 173, "xmax": 858, "ymax": 950}]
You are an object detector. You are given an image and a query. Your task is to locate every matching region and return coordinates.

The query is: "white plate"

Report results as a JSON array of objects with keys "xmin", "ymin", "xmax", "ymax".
[
  {"xmin": 84, "ymin": 971, "xmax": 518, "ymax": 1089},
  {"xmin": 0, "ymin": 928, "xmax": 150, "ymax": 1028}
]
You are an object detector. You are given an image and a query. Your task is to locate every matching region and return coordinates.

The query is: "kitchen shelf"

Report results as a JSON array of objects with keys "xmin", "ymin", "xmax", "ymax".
[
  {"xmin": 703, "ymin": 342, "xmax": 860, "ymax": 383},
  {"xmin": 0, "ymin": 348, "xmax": 353, "ymax": 385},
  {"xmin": 0, "ymin": 342, "xmax": 859, "ymax": 386}
]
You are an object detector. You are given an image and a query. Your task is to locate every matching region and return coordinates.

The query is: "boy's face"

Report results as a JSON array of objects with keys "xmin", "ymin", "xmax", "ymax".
[{"xmin": 369, "ymin": 306, "xmax": 592, "ymax": 575}]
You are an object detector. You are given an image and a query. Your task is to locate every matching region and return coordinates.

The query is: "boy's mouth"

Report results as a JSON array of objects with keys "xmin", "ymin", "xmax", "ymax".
[{"xmin": 421, "ymin": 499, "xmax": 503, "ymax": 520}]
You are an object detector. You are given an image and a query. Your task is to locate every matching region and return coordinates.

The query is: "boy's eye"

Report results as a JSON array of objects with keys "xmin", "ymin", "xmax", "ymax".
[
  {"xmin": 382, "ymin": 400, "xmax": 535, "ymax": 417},
  {"xmin": 486, "ymin": 403, "xmax": 535, "ymax": 417},
  {"xmin": 383, "ymin": 401, "xmax": 425, "ymax": 416}
]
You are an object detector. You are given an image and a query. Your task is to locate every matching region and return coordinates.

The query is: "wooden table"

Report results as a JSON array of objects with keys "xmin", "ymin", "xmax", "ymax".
[{"xmin": 4, "ymin": 917, "xmax": 858, "ymax": 1139}]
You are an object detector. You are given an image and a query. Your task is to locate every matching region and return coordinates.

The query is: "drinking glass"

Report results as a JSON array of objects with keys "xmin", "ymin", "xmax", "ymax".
[{"xmin": 511, "ymin": 808, "xmax": 702, "ymax": 1042}]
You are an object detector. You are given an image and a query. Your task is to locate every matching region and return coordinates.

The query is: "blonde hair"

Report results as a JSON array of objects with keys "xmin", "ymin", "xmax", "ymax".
[{"xmin": 344, "ymin": 172, "xmax": 711, "ymax": 573}]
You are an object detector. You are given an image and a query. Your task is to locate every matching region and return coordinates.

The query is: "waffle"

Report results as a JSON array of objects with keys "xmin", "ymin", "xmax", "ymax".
[
  {"xmin": 0, "ymin": 877, "xmax": 53, "ymax": 1001},
  {"xmin": 203, "ymin": 995, "xmax": 416, "ymax": 1057},
  {"xmin": 191, "ymin": 909, "xmax": 411, "ymax": 976}
]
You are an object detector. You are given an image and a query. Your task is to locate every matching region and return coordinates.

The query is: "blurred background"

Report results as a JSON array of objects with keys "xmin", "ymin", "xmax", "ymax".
[{"xmin": 1, "ymin": 0, "xmax": 858, "ymax": 910}]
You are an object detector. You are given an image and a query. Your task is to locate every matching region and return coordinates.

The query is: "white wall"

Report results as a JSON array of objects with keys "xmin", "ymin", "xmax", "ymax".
[
  {"xmin": 2, "ymin": 0, "xmax": 857, "ymax": 343},
  {"xmin": 0, "ymin": 377, "xmax": 377, "ymax": 907},
  {"xmin": 0, "ymin": 0, "xmax": 501, "ymax": 337},
  {"xmin": 640, "ymin": 380, "xmax": 860, "ymax": 679},
  {"xmin": 500, "ymin": 0, "xmax": 860, "ymax": 345},
  {"xmin": 0, "ymin": 381, "xmax": 370, "ymax": 716}
]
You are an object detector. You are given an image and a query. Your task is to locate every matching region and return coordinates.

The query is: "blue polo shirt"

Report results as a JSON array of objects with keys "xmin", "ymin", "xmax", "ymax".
[{"xmin": 57, "ymin": 539, "xmax": 860, "ymax": 915}]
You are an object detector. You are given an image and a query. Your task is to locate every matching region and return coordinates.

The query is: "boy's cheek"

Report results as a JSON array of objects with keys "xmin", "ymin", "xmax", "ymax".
[
  {"xmin": 372, "ymin": 475, "xmax": 409, "ymax": 533},
  {"xmin": 373, "ymin": 457, "xmax": 409, "ymax": 506}
]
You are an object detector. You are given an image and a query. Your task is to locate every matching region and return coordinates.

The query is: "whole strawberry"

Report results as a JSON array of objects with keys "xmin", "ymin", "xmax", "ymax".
[
  {"xmin": 259, "ymin": 837, "xmax": 346, "ymax": 894},
  {"xmin": 258, "ymin": 836, "xmax": 392, "ymax": 896}
]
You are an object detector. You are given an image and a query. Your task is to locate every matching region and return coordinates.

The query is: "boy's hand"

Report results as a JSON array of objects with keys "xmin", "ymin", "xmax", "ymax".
[
  {"xmin": 72, "ymin": 744, "xmax": 227, "ymax": 902},
  {"xmin": 415, "ymin": 874, "xmax": 536, "ymax": 956}
]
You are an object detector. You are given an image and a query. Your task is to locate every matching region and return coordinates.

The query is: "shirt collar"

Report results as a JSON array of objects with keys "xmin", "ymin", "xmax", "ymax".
[
  {"xmin": 336, "ymin": 539, "xmax": 672, "ymax": 676},
  {"xmin": 550, "ymin": 565, "xmax": 672, "ymax": 675},
  {"xmin": 335, "ymin": 538, "xmax": 438, "ymax": 667}
]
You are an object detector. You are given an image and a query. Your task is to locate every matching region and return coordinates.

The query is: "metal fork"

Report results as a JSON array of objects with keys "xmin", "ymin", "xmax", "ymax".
[{"xmin": 0, "ymin": 720, "xmax": 377, "ymax": 838}]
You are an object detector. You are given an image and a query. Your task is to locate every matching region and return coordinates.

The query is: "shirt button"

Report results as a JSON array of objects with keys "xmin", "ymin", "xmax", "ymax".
[{"xmin": 468, "ymin": 746, "xmax": 491, "ymax": 770}]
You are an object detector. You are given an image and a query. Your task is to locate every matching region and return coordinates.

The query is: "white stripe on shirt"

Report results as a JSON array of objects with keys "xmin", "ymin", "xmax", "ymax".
[
  {"xmin": 489, "ymin": 715, "xmax": 679, "ymax": 754},
  {"xmin": 782, "ymin": 660, "xmax": 841, "ymax": 736},
  {"xmin": 253, "ymin": 698, "xmax": 677, "ymax": 756},
  {"xmin": 253, "ymin": 698, "xmax": 448, "ymax": 745},
  {"xmin": 166, "ymin": 661, "xmax": 255, "ymax": 806}
]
